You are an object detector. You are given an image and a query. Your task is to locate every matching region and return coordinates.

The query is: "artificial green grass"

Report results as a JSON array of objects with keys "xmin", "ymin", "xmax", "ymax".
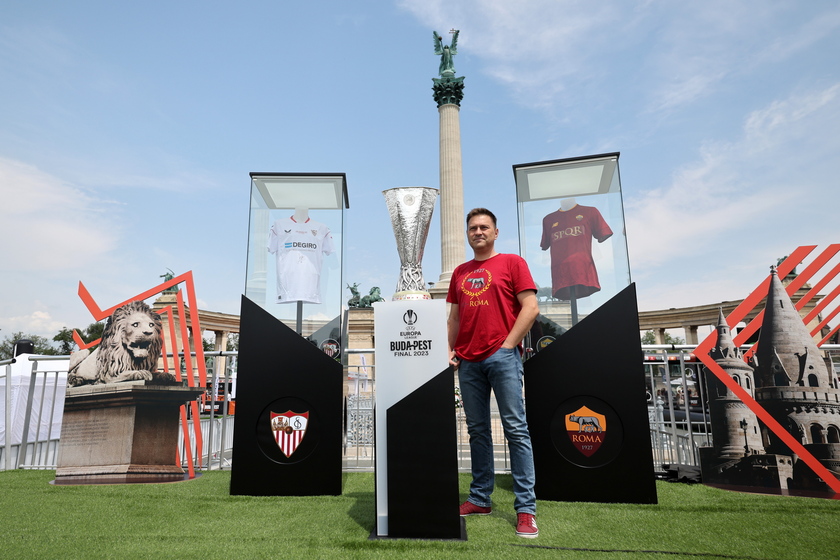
[{"xmin": 1, "ymin": 470, "xmax": 838, "ymax": 559}]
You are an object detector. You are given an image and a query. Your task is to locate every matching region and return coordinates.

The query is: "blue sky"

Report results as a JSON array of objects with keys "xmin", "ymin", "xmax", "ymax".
[{"xmin": 1, "ymin": 0, "xmax": 839, "ymax": 340}]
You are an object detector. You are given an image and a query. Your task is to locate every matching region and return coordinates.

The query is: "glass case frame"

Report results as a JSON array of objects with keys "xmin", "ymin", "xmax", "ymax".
[
  {"xmin": 513, "ymin": 153, "xmax": 631, "ymax": 336},
  {"xmin": 245, "ymin": 172, "xmax": 349, "ymax": 336}
]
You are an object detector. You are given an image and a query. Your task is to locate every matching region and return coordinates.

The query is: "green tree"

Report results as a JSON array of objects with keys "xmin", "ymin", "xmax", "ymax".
[
  {"xmin": 53, "ymin": 328, "xmax": 76, "ymax": 354},
  {"xmin": 0, "ymin": 332, "xmax": 60, "ymax": 360},
  {"xmin": 51, "ymin": 322, "xmax": 106, "ymax": 355},
  {"xmin": 641, "ymin": 330, "xmax": 685, "ymax": 345},
  {"xmin": 79, "ymin": 322, "xmax": 105, "ymax": 343}
]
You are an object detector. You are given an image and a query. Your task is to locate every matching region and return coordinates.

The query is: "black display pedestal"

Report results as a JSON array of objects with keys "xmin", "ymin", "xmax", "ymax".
[
  {"xmin": 524, "ymin": 283, "xmax": 657, "ymax": 504},
  {"xmin": 372, "ymin": 366, "xmax": 465, "ymax": 540},
  {"xmin": 229, "ymin": 296, "xmax": 342, "ymax": 496}
]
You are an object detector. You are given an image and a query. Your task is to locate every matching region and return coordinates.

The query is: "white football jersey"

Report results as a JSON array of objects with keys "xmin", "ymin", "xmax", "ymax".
[{"xmin": 268, "ymin": 217, "xmax": 334, "ymax": 304}]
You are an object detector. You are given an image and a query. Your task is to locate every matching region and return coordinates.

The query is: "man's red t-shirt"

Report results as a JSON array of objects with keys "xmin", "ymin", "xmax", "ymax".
[{"xmin": 446, "ymin": 253, "xmax": 537, "ymax": 362}]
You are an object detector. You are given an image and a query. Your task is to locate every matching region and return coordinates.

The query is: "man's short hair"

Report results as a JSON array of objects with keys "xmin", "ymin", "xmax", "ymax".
[{"xmin": 466, "ymin": 208, "xmax": 497, "ymax": 227}]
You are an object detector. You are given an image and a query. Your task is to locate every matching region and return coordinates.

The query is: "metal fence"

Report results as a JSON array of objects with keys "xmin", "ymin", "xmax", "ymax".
[
  {"xmin": 342, "ymin": 353, "xmax": 512, "ymax": 473},
  {"xmin": 12, "ymin": 347, "xmax": 812, "ymax": 474},
  {"xmin": 177, "ymin": 351, "xmax": 237, "ymax": 470},
  {"xmin": 1, "ymin": 355, "xmax": 67, "ymax": 470},
  {"xmin": 643, "ymin": 349, "xmax": 713, "ymax": 469}
]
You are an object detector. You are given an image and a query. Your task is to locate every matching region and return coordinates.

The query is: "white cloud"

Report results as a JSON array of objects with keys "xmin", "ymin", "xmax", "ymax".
[
  {"xmin": 627, "ymin": 82, "xmax": 840, "ymax": 308},
  {"xmin": 0, "ymin": 158, "xmax": 120, "ymax": 270},
  {"xmin": 636, "ymin": 3, "xmax": 840, "ymax": 119},
  {"xmin": 400, "ymin": 1, "xmax": 840, "ymax": 123},
  {"xmin": 743, "ymin": 84, "xmax": 840, "ymax": 152},
  {"xmin": 1, "ymin": 310, "xmax": 65, "ymax": 338},
  {"xmin": 398, "ymin": 0, "xmax": 619, "ymax": 111},
  {"xmin": 760, "ymin": 7, "xmax": 840, "ymax": 62}
]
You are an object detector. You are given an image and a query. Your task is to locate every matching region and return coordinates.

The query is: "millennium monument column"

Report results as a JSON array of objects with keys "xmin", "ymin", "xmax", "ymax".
[{"xmin": 429, "ymin": 29, "xmax": 466, "ymax": 299}]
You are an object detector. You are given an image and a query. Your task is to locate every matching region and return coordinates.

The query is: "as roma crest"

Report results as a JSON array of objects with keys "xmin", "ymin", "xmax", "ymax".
[
  {"xmin": 270, "ymin": 410, "xmax": 309, "ymax": 458},
  {"xmin": 565, "ymin": 406, "xmax": 606, "ymax": 457},
  {"xmin": 536, "ymin": 336, "xmax": 555, "ymax": 352}
]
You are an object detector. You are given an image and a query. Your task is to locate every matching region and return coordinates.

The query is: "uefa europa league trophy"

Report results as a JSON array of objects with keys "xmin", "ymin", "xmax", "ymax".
[{"xmin": 383, "ymin": 187, "xmax": 439, "ymax": 301}]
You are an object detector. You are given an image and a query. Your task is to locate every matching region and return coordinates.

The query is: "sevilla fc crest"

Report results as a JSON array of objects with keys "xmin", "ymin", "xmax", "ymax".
[
  {"xmin": 565, "ymin": 406, "xmax": 606, "ymax": 457},
  {"xmin": 320, "ymin": 338, "xmax": 340, "ymax": 358},
  {"xmin": 270, "ymin": 410, "xmax": 309, "ymax": 458}
]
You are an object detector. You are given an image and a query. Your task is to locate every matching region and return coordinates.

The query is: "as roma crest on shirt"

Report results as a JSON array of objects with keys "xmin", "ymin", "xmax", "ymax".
[
  {"xmin": 565, "ymin": 406, "xmax": 606, "ymax": 457},
  {"xmin": 460, "ymin": 268, "xmax": 492, "ymax": 297},
  {"xmin": 270, "ymin": 410, "xmax": 309, "ymax": 458}
]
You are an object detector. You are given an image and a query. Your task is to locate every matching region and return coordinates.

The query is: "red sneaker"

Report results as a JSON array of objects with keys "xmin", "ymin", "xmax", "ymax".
[
  {"xmin": 516, "ymin": 513, "xmax": 539, "ymax": 538},
  {"xmin": 459, "ymin": 501, "xmax": 492, "ymax": 516}
]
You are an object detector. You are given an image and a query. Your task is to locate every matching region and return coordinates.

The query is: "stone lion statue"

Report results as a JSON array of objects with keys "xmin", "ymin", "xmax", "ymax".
[{"xmin": 68, "ymin": 301, "xmax": 176, "ymax": 387}]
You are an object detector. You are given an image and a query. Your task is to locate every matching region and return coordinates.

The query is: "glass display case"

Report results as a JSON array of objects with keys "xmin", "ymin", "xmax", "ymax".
[
  {"xmin": 245, "ymin": 173, "xmax": 348, "ymax": 336},
  {"xmin": 514, "ymin": 153, "xmax": 630, "ymax": 335}
]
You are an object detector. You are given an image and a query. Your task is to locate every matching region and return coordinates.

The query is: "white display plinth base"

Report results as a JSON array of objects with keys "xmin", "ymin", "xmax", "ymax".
[{"xmin": 373, "ymin": 299, "xmax": 461, "ymax": 539}]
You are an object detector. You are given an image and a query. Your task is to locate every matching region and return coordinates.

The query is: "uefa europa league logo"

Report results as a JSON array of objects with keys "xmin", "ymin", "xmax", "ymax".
[{"xmin": 383, "ymin": 187, "xmax": 439, "ymax": 301}]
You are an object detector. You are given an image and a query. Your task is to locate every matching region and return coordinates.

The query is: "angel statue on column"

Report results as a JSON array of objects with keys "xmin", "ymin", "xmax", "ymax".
[{"xmin": 433, "ymin": 29, "xmax": 459, "ymax": 77}]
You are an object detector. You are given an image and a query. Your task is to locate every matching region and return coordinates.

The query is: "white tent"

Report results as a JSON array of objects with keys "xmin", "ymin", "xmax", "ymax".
[{"xmin": 0, "ymin": 355, "xmax": 68, "ymax": 465}]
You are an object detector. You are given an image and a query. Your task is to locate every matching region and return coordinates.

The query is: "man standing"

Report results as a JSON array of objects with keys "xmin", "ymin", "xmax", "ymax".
[{"xmin": 446, "ymin": 208, "xmax": 540, "ymax": 538}]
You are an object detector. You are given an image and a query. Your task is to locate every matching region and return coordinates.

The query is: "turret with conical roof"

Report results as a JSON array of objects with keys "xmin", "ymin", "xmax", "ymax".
[
  {"xmin": 753, "ymin": 266, "xmax": 832, "ymax": 389},
  {"xmin": 708, "ymin": 308, "xmax": 765, "ymax": 458},
  {"xmin": 751, "ymin": 266, "xmax": 840, "ymax": 488}
]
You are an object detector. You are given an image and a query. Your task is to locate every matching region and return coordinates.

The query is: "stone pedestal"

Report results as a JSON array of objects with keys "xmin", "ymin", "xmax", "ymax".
[{"xmin": 55, "ymin": 382, "xmax": 205, "ymax": 484}]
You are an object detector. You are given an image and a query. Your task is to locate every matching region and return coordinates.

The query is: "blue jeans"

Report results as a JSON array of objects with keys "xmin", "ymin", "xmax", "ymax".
[{"xmin": 458, "ymin": 346, "xmax": 536, "ymax": 514}]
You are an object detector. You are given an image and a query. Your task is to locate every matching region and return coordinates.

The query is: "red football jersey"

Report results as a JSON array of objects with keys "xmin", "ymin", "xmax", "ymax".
[{"xmin": 540, "ymin": 205, "xmax": 612, "ymax": 300}]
